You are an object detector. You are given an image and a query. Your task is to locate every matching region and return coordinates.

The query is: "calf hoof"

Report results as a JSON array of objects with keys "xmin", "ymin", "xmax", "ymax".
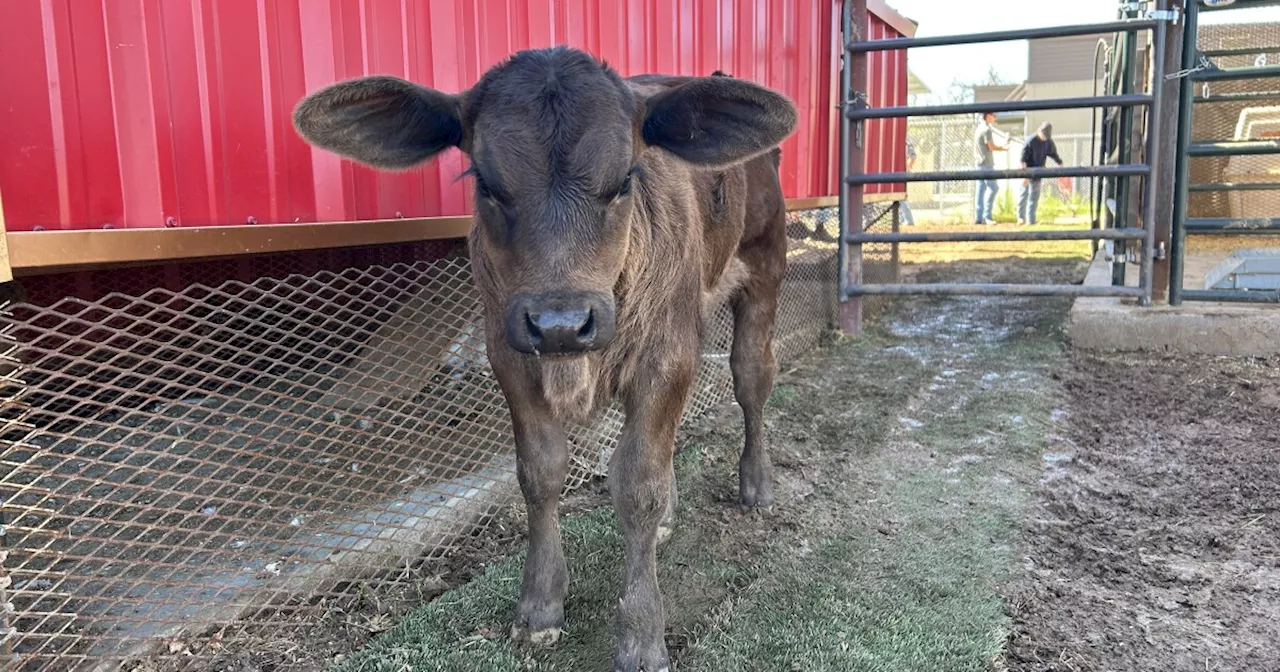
[
  {"xmin": 614, "ymin": 645, "xmax": 670, "ymax": 672},
  {"xmin": 738, "ymin": 484, "xmax": 774, "ymax": 510},
  {"xmin": 656, "ymin": 523, "xmax": 674, "ymax": 546},
  {"xmin": 510, "ymin": 623, "xmax": 564, "ymax": 648}
]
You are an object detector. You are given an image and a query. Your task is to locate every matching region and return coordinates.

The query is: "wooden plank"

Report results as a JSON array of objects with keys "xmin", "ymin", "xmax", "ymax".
[
  {"xmin": 7, "ymin": 216, "xmax": 472, "ymax": 275},
  {"xmin": 867, "ymin": 0, "xmax": 918, "ymax": 39},
  {"xmin": 841, "ymin": 0, "xmax": 870, "ymax": 334},
  {"xmin": 9, "ymin": 198, "xmax": 846, "ymax": 275},
  {"xmin": 0, "ymin": 188, "xmax": 11, "ymax": 283},
  {"xmin": 1151, "ymin": 11, "xmax": 1184, "ymax": 303}
]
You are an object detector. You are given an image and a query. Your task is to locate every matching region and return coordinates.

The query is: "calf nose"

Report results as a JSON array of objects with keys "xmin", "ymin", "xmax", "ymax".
[{"xmin": 507, "ymin": 293, "xmax": 616, "ymax": 355}]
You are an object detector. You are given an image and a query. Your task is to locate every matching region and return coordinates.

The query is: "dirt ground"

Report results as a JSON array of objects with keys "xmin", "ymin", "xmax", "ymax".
[
  {"xmin": 176, "ymin": 251, "xmax": 1279, "ymax": 672},
  {"xmin": 1005, "ymin": 351, "xmax": 1280, "ymax": 672}
]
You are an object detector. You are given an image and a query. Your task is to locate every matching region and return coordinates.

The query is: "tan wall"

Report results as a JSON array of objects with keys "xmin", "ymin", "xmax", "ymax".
[
  {"xmin": 1022, "ymin": 80, "xmax": 1101, "ymax": 137},
  {"xmin": 1028, "ymin": 34, "xmax": 1147, "ymax": 84}
]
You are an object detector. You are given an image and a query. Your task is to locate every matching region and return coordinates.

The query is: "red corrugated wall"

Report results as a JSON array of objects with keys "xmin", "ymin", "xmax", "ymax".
[{"xmin": 0, "ymin": 0, "xmax": 908, "ymax": 233}]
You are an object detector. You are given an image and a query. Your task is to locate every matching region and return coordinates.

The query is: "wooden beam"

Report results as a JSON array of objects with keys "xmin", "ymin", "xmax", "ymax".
[
  {"xmin": 0, "ymin": 188, "xmax": 11, "ymax": 283},
  {"xmin": 867, "ymin": 0, "xmax": 918, "ymax": 38},
  {"xmin": 7, "ymin": 216, "xmax": 473, "ymax": 276},
  {"xmin": 5, "ymin": 197, "xmax": 852, "ymax": 275},
  {"xmin": 841, "ymin": 0, "xmax": 870, "ymax": 334},
  {"xmin": 1151, "ymin": 2, "xmax": 1185, "ymax": 303}
]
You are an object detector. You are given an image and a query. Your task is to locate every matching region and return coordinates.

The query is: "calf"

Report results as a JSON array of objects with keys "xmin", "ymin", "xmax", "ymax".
[{"xmin": 293, "ymin": 47, "xmax": 796, "ymax": 671}]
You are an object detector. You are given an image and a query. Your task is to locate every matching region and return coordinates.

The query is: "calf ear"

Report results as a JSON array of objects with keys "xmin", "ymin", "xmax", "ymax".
[
  {"xmin": 293, "ymin": 76, "xmax": 464, "ymax": 170},
  {"xmin": 641, "ymin": 78, "xmax": 797, "ymax": 167}
]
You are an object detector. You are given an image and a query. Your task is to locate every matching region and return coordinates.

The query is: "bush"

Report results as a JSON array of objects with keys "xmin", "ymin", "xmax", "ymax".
[
  {"xmin": 992, "ymin": 187, "xmax": 1017, "ymax": 224},
  {"xmin": 1068, "ymin": 191, "xmax": 1088, "ymax": 217},
  {"xmin": 1037, "ymin": 191, "xmax": 1067, "ymax": 222}
]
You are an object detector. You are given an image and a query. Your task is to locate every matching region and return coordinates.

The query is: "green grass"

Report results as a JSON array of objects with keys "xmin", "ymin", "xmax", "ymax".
[{"xmin": 332, "ymin": 260, "xmax": 1076, "ymax": 672}]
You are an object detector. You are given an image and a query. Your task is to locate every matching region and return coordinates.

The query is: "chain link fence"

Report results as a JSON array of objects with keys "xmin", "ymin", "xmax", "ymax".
[
  {"xmin": 905, "ymin": 115, "xmax": 1097, "ymax": 225},
  {"xmin": 0, "ymin": 206, "xmax": 895, "ymax": 670}
]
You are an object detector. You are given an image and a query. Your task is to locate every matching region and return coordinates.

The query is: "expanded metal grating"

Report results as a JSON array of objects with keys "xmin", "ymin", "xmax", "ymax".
[
  {"xmin": 1190, "ymin": 22, "xmax": 1280, "ymax": 222},
  {"xmin": 0, "ymin": 207, "xmax": 891, "ymax": 670}
]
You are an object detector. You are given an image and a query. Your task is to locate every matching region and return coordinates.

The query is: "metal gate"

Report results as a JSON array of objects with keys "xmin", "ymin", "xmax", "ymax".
[
  {"xmin": 1170, "ymin": 0, "xmax": 1280, "ymax": 304},
  {"xmin": 837, "ymin": 0, "xmax": 1175, "ymax": 332}
]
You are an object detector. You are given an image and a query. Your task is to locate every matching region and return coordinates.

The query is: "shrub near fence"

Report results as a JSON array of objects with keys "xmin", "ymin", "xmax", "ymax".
[{"xmin": 0, "ymin": 206, "xmax": 896, "ymax": 670}]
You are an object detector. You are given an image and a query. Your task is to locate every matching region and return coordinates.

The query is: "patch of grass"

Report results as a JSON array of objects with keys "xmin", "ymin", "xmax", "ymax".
[
  {"xmin": 993, "ymin": 187, "xmax": 1018, "ymax": 224},
  {"xmin": 680, "ymin": 499, "xmax": 1015, "ymax": 672},
  {"xmin": 768, "ymin": 383, "xmax": 799, "ymax": 408}
]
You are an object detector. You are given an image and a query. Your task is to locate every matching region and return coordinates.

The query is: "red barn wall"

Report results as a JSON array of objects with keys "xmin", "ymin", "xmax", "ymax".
[{"xmin": 0, "ymin": 0, "xmax": 912, "ymax": 234}]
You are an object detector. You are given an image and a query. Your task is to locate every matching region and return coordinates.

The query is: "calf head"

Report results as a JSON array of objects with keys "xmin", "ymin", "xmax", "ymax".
[{"xmin": 293, "ymin": 47, "xmax": 796, "ymax": 357}]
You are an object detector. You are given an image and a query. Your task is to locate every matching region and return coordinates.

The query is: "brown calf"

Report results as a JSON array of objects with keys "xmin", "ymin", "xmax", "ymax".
[{"xmin": 293, "ymin": 47, "xmax": 796, "ymax": 671}]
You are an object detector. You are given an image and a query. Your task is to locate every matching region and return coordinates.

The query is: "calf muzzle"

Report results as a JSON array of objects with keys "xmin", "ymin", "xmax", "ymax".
[{"xmin": 505, "ymin": 292, "xmax": 616, "ymax": 355}]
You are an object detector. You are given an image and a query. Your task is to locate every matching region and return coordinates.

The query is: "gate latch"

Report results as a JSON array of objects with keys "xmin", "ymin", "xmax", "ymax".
[
  {"xmin": 848, "ymin": 91, "xmax": 869, "ymax": 149},
  {"xmin": 1146, "ymin": 8, "xmax": 1181, "ymax": 23}
]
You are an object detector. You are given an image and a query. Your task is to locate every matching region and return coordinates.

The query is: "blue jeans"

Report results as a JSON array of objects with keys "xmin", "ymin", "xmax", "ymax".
[
  {"xmin": 975, "ymin": 172, "xmax": 998, "ymax": 222},
  {"xmin": 1018, "ymin": 179, "xmax": 1042, "ymax": 224}
]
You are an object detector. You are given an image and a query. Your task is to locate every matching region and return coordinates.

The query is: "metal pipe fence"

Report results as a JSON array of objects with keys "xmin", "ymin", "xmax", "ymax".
[
  {"xmin": 0, "ymin": 206, "xmax": 895, "ymax": 670},
  {"xmin": 839, "ymin": 0, "xmax": 1173, "ymax": 328}
]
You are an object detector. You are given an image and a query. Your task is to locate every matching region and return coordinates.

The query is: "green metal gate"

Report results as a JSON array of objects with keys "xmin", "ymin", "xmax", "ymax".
[
  {"xmin": 1171, "ymin": 0, "xmax": 1280, "ymax": 304},
  {"xmin": 838, "ymin": 0, "xmax": 1176, "ymax": 332}
]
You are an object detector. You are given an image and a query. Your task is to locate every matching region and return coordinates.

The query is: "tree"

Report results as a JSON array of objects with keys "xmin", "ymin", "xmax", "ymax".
[
  {"xmin": 984, "ymin": 65, "xmax": 1014, "ymax": 86},
  {"xmin": 944, "ymin": 78, "xmax": 975, "ymax": 104}
]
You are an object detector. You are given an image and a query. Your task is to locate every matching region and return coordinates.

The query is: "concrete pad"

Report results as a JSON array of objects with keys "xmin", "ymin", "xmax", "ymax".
[{"xmin": 1070, "ymin": 251, "xmax": 1280, "ymax": 357}]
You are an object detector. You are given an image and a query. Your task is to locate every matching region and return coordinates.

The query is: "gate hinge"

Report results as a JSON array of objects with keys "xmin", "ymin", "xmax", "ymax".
[
  {"xmin": 1146, "ymin": 8, "xmax": 1180, "ymax": 23},
  {"xmin": 849, "ymin": 91, "xmax": 868, "ymax": 149},
  {"xmin": 1154, "ymin": 241, "xmax": 1168, "ymax": 261}
]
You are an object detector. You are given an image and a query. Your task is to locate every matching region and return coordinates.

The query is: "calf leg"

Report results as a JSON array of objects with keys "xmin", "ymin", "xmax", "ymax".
[
  {"xmin": 611, "ymin": 361, "xmax": 694, "ymax": 672},
  {"xmin": 731, "ymin": 258, "xmax": 783, "ymax": 509},
  {"xmin": 507, "ymin": 399, "xmax": 571, "ymax": 646},
  {"xmin": 657, "ymin": 467, "xmax": 677, "ymax": 545}
]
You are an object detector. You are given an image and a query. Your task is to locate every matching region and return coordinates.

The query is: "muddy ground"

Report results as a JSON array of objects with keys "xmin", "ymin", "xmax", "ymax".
[
  {"xmin": 172, "ymin": 255, "xmax": 1279, "ymax": 672},
  {"xmin": 1005, "ymin": 351, "xmax": 1280, "ymax": 672}
]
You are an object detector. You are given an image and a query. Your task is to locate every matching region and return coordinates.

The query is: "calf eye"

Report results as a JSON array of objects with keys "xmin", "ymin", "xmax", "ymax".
[
  {"xmin": 614, "ymin": 170, "xmax": 634, "ymax": 200},
  {"xmin": 475, "ymin": 175, "xmax": 493, "ymax": 201}
]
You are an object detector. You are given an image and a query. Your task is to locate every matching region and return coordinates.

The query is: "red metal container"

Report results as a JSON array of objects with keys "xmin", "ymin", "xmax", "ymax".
[{"xmin": 0, "ymin": 0, "xmax": 912, "ymax": 235}]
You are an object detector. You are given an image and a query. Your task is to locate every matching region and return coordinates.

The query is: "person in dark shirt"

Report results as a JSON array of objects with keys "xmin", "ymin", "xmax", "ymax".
[{"xmin": 1018, "ymin": 122, "xmax": 1064, "ymax": 225}]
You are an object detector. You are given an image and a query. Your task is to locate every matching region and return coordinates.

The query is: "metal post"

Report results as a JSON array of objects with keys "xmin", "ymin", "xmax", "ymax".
[
  {"xmin": 1139, "ymin": 0, "xmax": 1169, "ymax": 306},
  {"xmin": 1114, "ymin": 13, "xmax": 1139, "ymax": 287},
  {"xmin": 890, "ymin": 201, "xmax": 901, "ymax": 288},
  {"xmin": 838, "ymin": 0, "xmax": 868, "ymax": 335},
  {"xmin": 1170, "ymin": 0, "xmax": 1199, "ymax": 306},
  {"xmin": 1150, "ymin": 1, "xmax": 1184, "ymax": 303}
]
